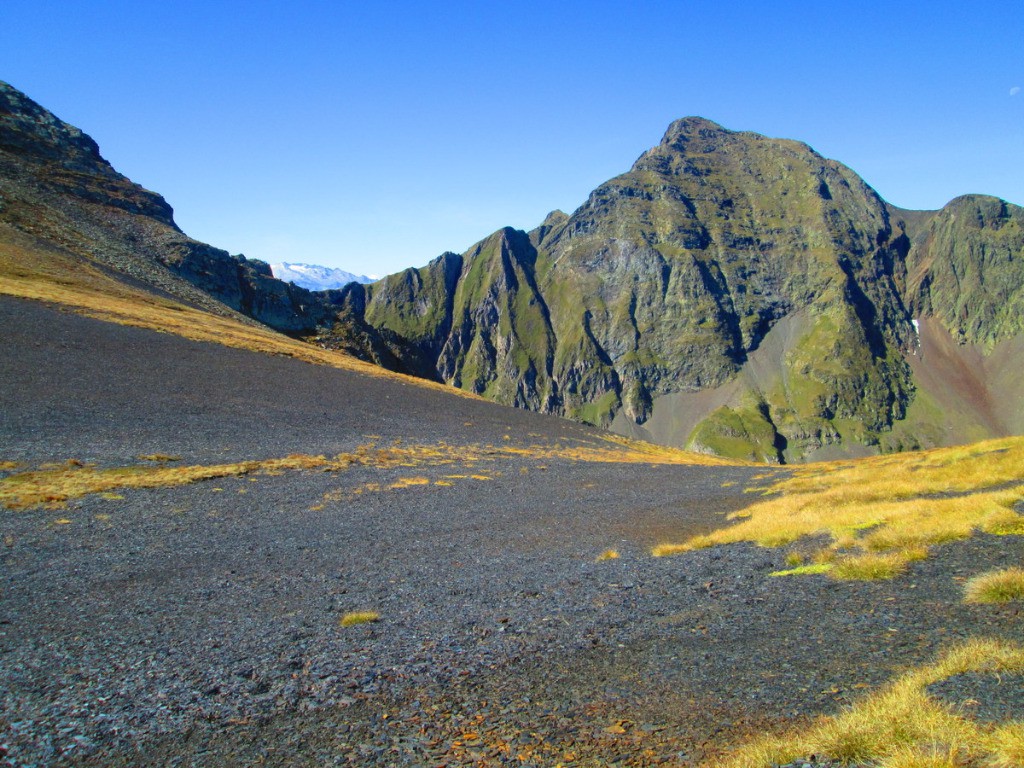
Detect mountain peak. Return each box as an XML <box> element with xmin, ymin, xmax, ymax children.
<box><xmin>659</xmin><ymin>116</ymin><xmax>728</xmax><ymax>145</ymax></box>
<box><xmin>630</xmin><ymin>116</ymin><xmax>739</xmax><ymax>172</ymax></box>
<box><xmin>659</xmin><ymin>116</ymin><xmax>733</xmax><ymax>149</ymax></box>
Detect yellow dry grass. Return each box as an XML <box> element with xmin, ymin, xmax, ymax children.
<box><xmin>654</xmin><ymin>437</ymin><xmax>1024</xmax><ymax>579</ymax></box>
<box><xmin>596</xmin><ymin>549</ymin><xmax>620</xmax><ymax>562</ymax></box>
<box><xmin>2</xmin><ymin>434</ymin><xmax>739</xmax><ymax>511</ymax></box>
<box><xmin>768</xmin><ymin>563</ymin><xmax>832</xmax><ymax>577</ymax></box>
<box><xmin>338</xmin><ymin>611</ymin><xmax>379</xmax><ymax>627</ymax></box>
<box><xmin>988</xmin><ymin>723</ymin><xmax>1024</xmax><ymax>767</ymax></box>
<box><xmin>567</xmin><ymin>434</ymin><xmax>744</xmax><ymax>467</ymax></box>
<box><xmin>718</xmin><ymin>638</ymin><xmax>1024</xmax><ymax>768</ymax></box>
<box><xmin>497</xmin><ymin>434</ymin><xmax>744</xmax><ymax>468</ymax></box>
<box><xmin>0</xmin><ymin>454</ymin><xmax>332</xmax><ymax>510</ymax></box>
<box><xmin>964</xmin><ymin>568</ymin><xmax>1024</xmax><ymax>604</ymax></box>
<box><xmin>829</xmin><ymin>547</ymin><xmax>930</xmax><ymax>581</ymax></box>
<box><xmin>387</xmin><ymin>477</ymin><xmax>431</xmax><ymax>490</ymax></box>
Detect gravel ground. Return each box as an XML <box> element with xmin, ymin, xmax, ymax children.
<box><xmin>1</xmin><ymin>296</ymin><xmax>1022</xmax><ymax>767</ymax></box>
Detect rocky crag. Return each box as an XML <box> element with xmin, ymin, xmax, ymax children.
<box><xmin>2</xmin><ymin>81</ymin><xmax>1021</xmax><ymax>461</ymax></box>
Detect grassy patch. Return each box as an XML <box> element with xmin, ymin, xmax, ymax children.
<box><xmin>988</xmin><ymin>722</ymin><xmax>1024</xmax><ymax>767</ymax></box>
<box><xmin>720</xmin><ymin>638</ymin><xmax>1024</xmax><ymax>767</ymax></box>
<box><xmin>533</xmin><ymin>434</ymin><xmax>745</xmax><ymax>467</ymax></box>
<box><xmin>830</xmin><ymin>549</ymin><xmax>927</xmax><ymax>581</ymax></box>
<box><xmin>339</xmin><ymin>611</ymin><xmax>380</xmax><ymax>627</ymax></box>
<box><xmin>686</xmin><ymin>401</ymin><xmax>782</xmax><ymax>463</ymax></box>
<box><xmin>653</xmin><ymin>436</ymin><xmax>1024</xmax><ymax>579</ymax></box>
<box><xmin>964</xmin><ymin>568</ymin><xmax>1024</xmax><ymax>603</ymax></box>
<box><xmin>2</xmin><ymin>434</ymin><xmax>740</xmax><ymax>510</ymax></box>
<box><xmin>0</xmin><ymin>454</ymin><xmax>333</xmax><ymax>510</ymax></box>
<box><xmin>596</xmin><ymin>549</ymin><xmax>620</xmax><ymax>562</ymax></box>
<box><xmin>387</xmin><ymin>477</ymin><xmax>431</xmax><ymax>490</ymax></box>
<box><xmin>769</xmin><ymin>563</ymin><xmax>832</xmax><ymax>577</ymax></box>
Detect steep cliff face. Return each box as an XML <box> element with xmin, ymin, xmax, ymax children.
<box><xmin>546</xmin><ymin>119</ymin><xmax>922</xmax><ymax>458</ymax></box>
<box><xmin>904</xmin><ymin>195</ymin><xmax>1024</xmax><ymax>347</ymax></box>
<box><xmin>364</xmin><ymin>231</ymin><xmax>560</xmax><ymax>409</ymax></box>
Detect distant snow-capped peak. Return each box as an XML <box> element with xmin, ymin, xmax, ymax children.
<box><xmin>270</xmin><ymin>262</ymin><xmax>375</xmax><ymax>291</ymax></box>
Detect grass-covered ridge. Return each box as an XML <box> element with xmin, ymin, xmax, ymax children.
<box><xmin>720</xmin><ymin>638</ymin><xmax>1024</xmax><ymax>767</ymax></box>
<box><xmin>654</xmin><ymin>436</ymin><xmax>1024</xmax><ymax>579</ymax></box>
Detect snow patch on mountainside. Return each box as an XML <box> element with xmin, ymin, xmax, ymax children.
<box><xmin>270</xmin><ymin>262</ymin><xmax>375</xmax><ymax>291</ymax></box>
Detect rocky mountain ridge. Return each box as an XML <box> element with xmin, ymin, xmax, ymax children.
<box><xmin>2</xmin><ymin>81</ymin><xmax>1021</xmax><ymax>461</ymax></box>
<box><xmin>0</xmin><ymin>81</ymin><xmax>337</xmax><ymax>334</ymax></box>
<box><xmin>351</xmin><ymin>118</ymin><xmax>1024</xmax><ymax>461</ymax></box>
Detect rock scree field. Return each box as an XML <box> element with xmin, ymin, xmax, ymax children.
<box><xmin>2</xmin><ymin>295</ymin><xmax>1024</xmax><ymax>767</ymax></box>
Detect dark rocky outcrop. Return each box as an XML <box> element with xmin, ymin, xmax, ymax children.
<box><xmin>0</xmin><ymin>81</ymin><xmax>345</xmax><ymax>339</ymax></box>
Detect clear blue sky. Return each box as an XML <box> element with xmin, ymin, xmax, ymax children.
<box><xmin>3</xmin><ymin>1</ymin><xmax>1022</xmax><ymax>277</ymax></box>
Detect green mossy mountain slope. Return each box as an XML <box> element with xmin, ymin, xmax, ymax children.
<box><xmin>355</xmin><ymin>118</ymin><xmax>1023</xmax><ymax>461</ymax></box>
<box><xmin>904</xmin><ymin>195</ymin><xmax>1024</xmax><ymax>347</ymax></box>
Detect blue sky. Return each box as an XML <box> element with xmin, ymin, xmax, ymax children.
<box><xmin>2</xmin><ymin>1</ymin><xmax>1021</xmax><ymax>277</ymax></box>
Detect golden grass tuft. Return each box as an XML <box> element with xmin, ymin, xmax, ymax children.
<box><xmin>719</xmin><ymin>638</ymin><xmax>1024</xmax><ymax>768</ymax></box>
<box><xmin>963</xmin><ymin>568</ymin><xmax>1024</xmax><ymax>604</ymax></box>
<box><xmin>653</xmin><ymin>436</ymin><xmax>1024</xmax><ymax>579</ymax></box>
<box><xmin>0</xmin><ymin>453</ymin><xmax>344</xmax><ymax>509</ymax></box>
<box><xmin>769</xmin><ymin>563</ymin><xmax>832</xmax><ymax>577</ymax></box>
<box><xmin>831</xmin><ymin>548</ymin><xmax>928</xmax><ymax>581</ymax></box>
<box><xmin>987</xmin><ymin>722</ymin><xmax>1024</xmax><ymax>767</ymax></box>
<box><xmin>596</xmin><ymin>549</ymin><xmax>620</xmax><ymax>562</ymax></box>
<box><xmin>783</xmin><ymin>551</ymin><xmax>803</xmax><ymax>567</ymax></box>
<box><xmin>339</xmin><ymin>611</ymin><xmax>380</xmax><ymax>627</ymax></box>
<box><xmin>652</xmin><ymin>534</ymin><xmax>719</xmax><ymax>557</ymax></box>
<box><xmin>387</xmin><ymin>477</ymin><xmax>431</xmax><ymax>490</ymax></box>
